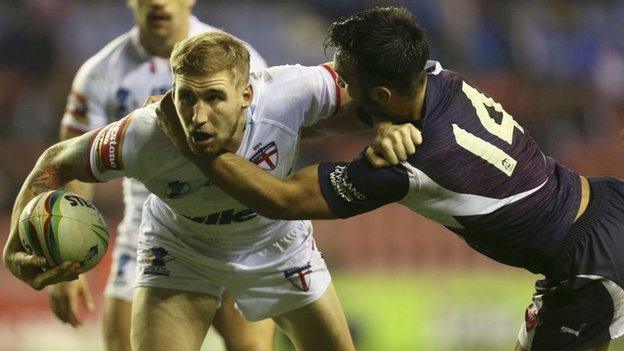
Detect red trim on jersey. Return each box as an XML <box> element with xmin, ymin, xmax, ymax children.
<box><xmin>60</xmin><ymin>123</ymin><xmax>90</xmax><ymax>136</ymax></box>
<box><xmin>94</xmin><ymin>113</ymin><xmax>133</xmax><ymax>174</ymax></box>
<box><xmin>65</xmin><ymin>91</ymin><xmax>89</xmax><ymax>122</ymax></box>
<box><xmin>87</xmin><ymin>127</ymin><xmax>105</xmax><ymax>182</ymax></box>
<box><xmin>320</xmin><ymin>64</ymin><xmax>342</xmax><ymax>118</ymax></box>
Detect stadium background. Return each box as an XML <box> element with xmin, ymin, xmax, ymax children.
<box><xmin>1</xmin><ymin>0</ymin><xmax>624</xmax><ymax>350</ymax></box>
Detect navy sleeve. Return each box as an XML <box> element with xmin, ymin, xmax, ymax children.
<box><xmin>317</xmin><ymin>153</ymin><xmax>410</xmax><ymax>218</ymax></box>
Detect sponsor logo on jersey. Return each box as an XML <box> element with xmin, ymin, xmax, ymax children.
<box><xmin>329</xmin><ymin>165</ymin><xmax>366</xmax><ymax>202</ymax></box>
<box><xmin>284</xmin><ymin>262</ymin><xmax>312</xmax><ymax>292</ymax></box>
<box><xmin>94</xmin><ymin>115</ymin><xmax>132</xmax><ymax>172</ymax></box>
<box><xmin>143</xmin><ymin>247</ymin><xmax>174</xmax><ymax>276</ymax></box>
<box><xmin>560</xmin><ymin>323</ymin><xmax>586</xmax><ymax>338</ymax></box>
<box><xmin>250</xmin><ymin>141</ymin><xmax>278</xmax><ymax>171</ymax></box>
<box><xmin>65</xmin><ymin>90</ymin><xmax>89</xmax><ymax>123</ymax></box>
<box><xmin>183</xmin><ymin>208</ymin><xmax>257</xmax><ymax>225</ymax></box>
<box><xmin>161</xmin><ymin>180</ymin><xmax>191</xmax><ymax>199</ymax></box>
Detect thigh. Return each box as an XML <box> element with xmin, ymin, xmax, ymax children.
<box><xmin>213</xmin><ymin>291</ymin><xmax>276</xmax><ymax>351</ymax></box>
<box><xmin>103</xmin><ymin>297</ymin><xmax>132</xmax><ymax>351</ymax></box>
<box><xmin>517</xmin><ymin>276</ymin><xmax>618</xmax><ymax>351</ymax></box>
<box><xmin>272</xmin><ymin>283</ymin><xmax>354</xmax><ymax>351</ymax></box>
<box><xmin>103</xmin><ymin>246</ymin><xmax>136</xmax><ymax>351</ymax></box>
<box><xmin>131</xmin><ymin>286</ymin><xmax>219</xmax><ymax>351</ymax></box>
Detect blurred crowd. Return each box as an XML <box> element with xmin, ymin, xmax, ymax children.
<box><xmin>1</xmin><ymin>0</ymin><xmax>623</xmax><ymax>212</ymax></box>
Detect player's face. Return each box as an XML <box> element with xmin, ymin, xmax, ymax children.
<box><xmin>173</xmin><ymin>70</ymin><xmax>252</xmax><ymax>155</ymax></box>
<box><xmin>128</xmin><ymin>0</ymin><xmax>195</xmax><ymax>40</ymax></box>
<box><xmin>333</xmin><ymin>54</ymin><xmax>389</xmax><ymax>118</ymax></box>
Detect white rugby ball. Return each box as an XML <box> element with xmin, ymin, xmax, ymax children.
<box><xmin>18</xmin><ymin>190</ymin><xmax>109</xmax><ymax>272</ymax></box>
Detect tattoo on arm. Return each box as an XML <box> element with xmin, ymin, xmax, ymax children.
<box><xmin>9</xmin><ymin>131</ymin><xmax>98</xmax><ymax>239</ymax></box>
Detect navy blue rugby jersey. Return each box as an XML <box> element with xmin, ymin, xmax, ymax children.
<box><xmin>318</xmin><ymin>61</ymin><xmax>581</xmax><ymax>274</ymax></box>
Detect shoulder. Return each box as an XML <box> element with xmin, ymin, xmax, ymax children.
<box><xmin>125</xmin><ymin>104</ymin><xmax>162</xmax><ymax>139</ymax></box>
<box><xmin>75</xmin><ymin>31</ymin><xmax>133</xmax><ymax>79</ymax></box>
<box><xmin>73</xmin><ymin>31</ymin><xmax>134</xmax><ymax>88</ymax></box>
<box><xmin>250</xmin><ymin>64</ymin><xmax>332</xmax><ymax>109</ymax></box>
<box><xmin>189</xmin><ymin>16</ymin><xmax>220</xmax><ymax>35</ymax></box>
<box><xmin>248</xmin><ymin>65</ymin><xmax>330</xmax><ymax>131</ymax></box>
<box><xmin>421</xmin><ymin>61</ymin><xmax>476</xmax><ymax>125</ymax></box>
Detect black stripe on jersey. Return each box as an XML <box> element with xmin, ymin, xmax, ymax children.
<box><xmin>318</xmin><ymin>152</ymin><xmax>410</xmax><ymax>218</ymax></box>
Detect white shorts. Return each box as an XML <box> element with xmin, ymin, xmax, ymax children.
<box><xmin>103</xmin><ymin>244</ymin><xmax>137</xmax><ymax>302</ymax></box>
<box><xmin>135</xmin><ymin>211</ymin><xmax>331</xmax><ymax>321</ymax></box>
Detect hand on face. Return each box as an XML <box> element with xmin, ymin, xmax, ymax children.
<box><xmin>156</xmin><ymin>90</ymin><xmax>197</xmax><ymax>159</ymax></box>
<box><xmin>157</xmin><ymin>90</ymin><xmax>230</xmax><ymax>160</ymax></box>
<box><xmin>366</xmin><ymin>121</ymin><xmax>422</xmax><ymax>168</ymax></box>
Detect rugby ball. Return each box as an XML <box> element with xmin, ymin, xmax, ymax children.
<box><xmin>18</xmin><ymin>190</ymin><xmax>109</xmax><ymax>272</ymax></box>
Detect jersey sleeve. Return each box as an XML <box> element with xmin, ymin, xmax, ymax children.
<box><xmin>60</xmin><ymin>61</ymin><xmax>110</xmax><ymax>134</ymax></box>
<box><xmin>303</xmin><ymin>64</ymin><xmax>340</xmax><ymax>127</ymax></box>
<box><xmin>255</xmin><ymin>64</ymin><xmax>340</xmax><ymax>131</ymax></box>
<box><xmin>88</xmin><ymin>114</ymin><xmax>136</xmax><ymax>182</ymax></box>
<box><xmin>317</xmin><ymin>152</ymin><xmax>410</xmax><ymax>218</ymax></box>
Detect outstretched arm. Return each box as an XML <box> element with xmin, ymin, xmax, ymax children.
<box><xmin>198</xmin><ymin>154</ymin><xmax>332</xmax><ymax>220</ymax></box>
<box><xmin>3</xmin><ymin>130</ymin><xmax>99</xmax><ymax>290</ymax></box>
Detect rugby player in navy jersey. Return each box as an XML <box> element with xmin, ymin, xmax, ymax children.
<box><xmin>157</xmin><ymin>6</ymin><xmax>623</xmax><ymax>351</ymax></box>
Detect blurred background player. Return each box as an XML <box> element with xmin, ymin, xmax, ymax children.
<box><xmin>53</xmin><ymin>1</ymin><xmax>274</xmax><ymax>350</ymax></box>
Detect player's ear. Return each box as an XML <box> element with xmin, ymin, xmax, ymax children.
<box><xmin>370</xmin><ymin>86</ymin><xmax>392</xmax><ymax>106</ymax></box>
<box><xmin>242</xmin><ymin>84</ymin><xmax>253</xmax><ymax>109</ymax></box>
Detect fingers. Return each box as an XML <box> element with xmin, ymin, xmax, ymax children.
<box><xmin>50</xmin><ymin>288</ymin><xmax>70</xmax><ymax>324</ymax></box>
<box><xmin>143</xmin><ymin>94</ymin><xmax>164</xmax><ymax>107</ymax></box>
<box><xmin>68</xmin><ymin>290</ymin><xmax>81</xmax><ymax>327</ymax></box>
<box><xmin>376</xmin><ymin>135</ymin><xmax>409</xmax><ymax>166</ymax></box>
<box><xmin>402</xmin><ymin>127</ymin><xmax>416</xmax><ymax>155</ymax></box>
<box><xmin>31</xmin><ymin>262</ymin><xmax>81</xmax><ymax>291</ymax></box>
<box><xmin>410</xmin><ymin>125</ymin><xmax>423</xmax><ymax>146</ymax></box>
<box><xmin>365</xmin><ymin>146</ymin><xmax>391</xmax><ymax>168</ymax></box>
<box><xmin>11</xmin><ymin>252</ymin><xmax>48</xmax><ymax>268</ymax></box>
<box><xmin>160</xmin><ymin>90</ymin><xmax>177</xmax><ymax>118</ymax></box>
<box><xmin>80</xmin><ymin>278</ymin><xmax>95</xmax><ymax>312</ymax></box>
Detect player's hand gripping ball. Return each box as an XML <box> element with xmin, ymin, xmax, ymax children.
<box><xmin>18</xmin><ymin>190</ymin><xmax>109</xmax><ymax>272</ymax></box>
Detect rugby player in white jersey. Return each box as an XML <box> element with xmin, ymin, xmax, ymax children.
<box><xmin>52</xmin><ymin>1</ymin><xmax>272</xmax><ymax>350</ymax></box>
<box><xmin>1</xmin><ymin>31</ymin><xmax>417</xmax><ymax>351</ymax></box>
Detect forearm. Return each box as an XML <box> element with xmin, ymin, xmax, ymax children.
<box><xmin>59</xmin><ymin>127</ymin><xmax>95</xmax><ymax>201</ymax></box>
<box><xmin>192</xmin><ymin>153</ymin><xmax>334</xmax><ymax>220</ymax></box>
<box><xmin>4</xmin><ymin>137</ymin><xmax>97</xmax><ymax>258</ymax></box>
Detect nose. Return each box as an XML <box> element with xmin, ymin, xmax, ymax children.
<box><xmin>192</xmin><ymin>101</ymin><xmax>210</xmax><ymax>126</ymax></box>
<box><xmin>148</xmin><ymin>0</ymin><xmax>166</xmax><ymax>9</ymax></box>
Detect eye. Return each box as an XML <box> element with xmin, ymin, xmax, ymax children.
<box><xmin>205</xmin><ymin>93</ymin><xmax>225</xmax><ymax>103</ymax></box>
<box><xmin>179</xmin><ymin>91</ymin><xmax>196</xmax><ymax>104</ymax></box>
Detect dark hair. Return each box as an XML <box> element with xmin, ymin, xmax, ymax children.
<box><xmin>325</xmin><ymin>6</ymin><xmax>430</xmax><ymax>92</ymax></box>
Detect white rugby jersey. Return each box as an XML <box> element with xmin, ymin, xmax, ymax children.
<box><xmin>61</xmin><ymin>16</ymin><xmax>267</xmax><ymax>249</ymax></box>
<box><xmin>88</xmin><ymin>64</ymin><xmax>339</xmax><ymax>252</ymax></box>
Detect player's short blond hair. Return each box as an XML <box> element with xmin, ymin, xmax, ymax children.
<box><xmin>170</xmin><ymin>32</ymin><xmax>250</xmax><ymax>86</ymax></box>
